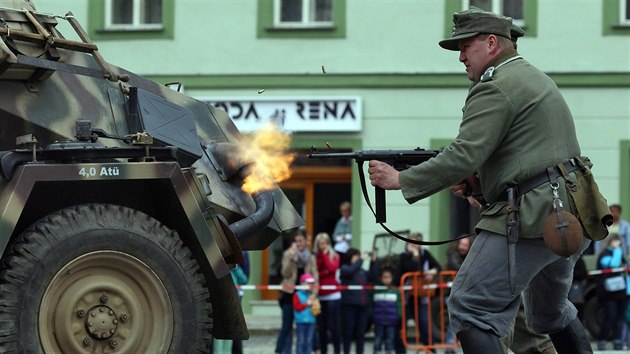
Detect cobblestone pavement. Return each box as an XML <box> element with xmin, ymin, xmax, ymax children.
<box><xmin>237</xmin><ymin>315</ymin><xmax>625</xmax><ymax>354</ymax></box>
<box><xmin>239</xmin><ymin>332</ymin><xmax>625</xmax><ymax>354</ymax></box>
<box><xmin>240</xmin><ymin>332</ymin><xmax>461</xmax><ymax>354</ymax></box>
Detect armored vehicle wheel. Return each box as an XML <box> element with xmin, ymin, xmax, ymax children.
<box><xmin>0</xmin><ymin>204</ymin><xmax>212</xmax><ymax>353</ymax></box>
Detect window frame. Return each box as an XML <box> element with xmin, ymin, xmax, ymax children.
<box><xmin>273</xmin><ymin>0</ymin><xmax>333</xmax><ymax>29</ymax></box>
<box><xmin>257</xmin><ymin>0</ymin><xmax>346</xmax><ymax>39</ymax></box>
<box><xmin>620</xmin><ymin>0</ymin><xmax>630</xmax><ymax>25</ymax></box>
<box><xmin>104</xmin><ymin>0</ymin><xmax>164</xmax><ymax>31</ymax></box>
<box><xmin>603</xmin><ymin>0</ymin><xmax>630</xmax><ymax>35</ymax></box>
<box><xmin>88</xmin><ymin>0</ymin><xmax>175</xmax><ymax>41</ymax></box>
<box><xmin>444</xmin><ymin>0</ymin><xmax>537</xmax><ymax>38</ymax></box>
<box><xmin>463</xmin><ymin>0</ymin><xmax>525</xmax><ymax>27</ymax></box>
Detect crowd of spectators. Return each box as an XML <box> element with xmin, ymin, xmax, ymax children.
<box><xmin>264</xmin><ymin>203</ymin><xmax>630</xmax><ymax>353</ymax></box>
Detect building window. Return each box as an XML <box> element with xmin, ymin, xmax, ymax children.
<box><xmin>603</xmin><ymin>0</ymin><xmax>630</xmax><ymax>35</ymax></box>
<box><xmin>88</xmin><ymin>0</ymin><xmax>174</xmax><ymax>40</ymax></box>
<box><xmin>258</xmin><ymin>0</ymin><xmax>346</xmax><ymax>39</ymax></box>
<box><xmin>274</xmin><ymin>0</ymin><xmax>333</xmax><ymax>28</ymax></box>
<box><xmin>464</xmin><ymin>0</ymin><xmax>524</xmax><ymax>26</ymax></box>
<box><xmin>105</xmin><ymin>0</ymin><xmax>163</xmax><ymax>30</ymax></box>
<box><xmin>622</xmin><ymin>0</ymin><xmax>630</xmax><ymax>25</ymax></box>
<box><xmin>445</xmin><ymin>0</ymin><xmax>536</xmax><ymax>37</ymax></box>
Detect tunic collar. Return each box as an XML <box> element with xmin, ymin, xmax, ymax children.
<box><xmin>479</xmin><ymin>49</ymin><xmax>522</xmax><ymax>82</ymax></box>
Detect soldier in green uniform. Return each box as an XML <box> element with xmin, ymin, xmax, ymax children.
<box><xmin>368</xmin><ymin>8</ymin><xmax>592</xmax><ymax>354</ymax></box>
<box><xmin>503</xmin><ymin>22</ymin><xmax>557</xmax><ymax>354</ymax></box>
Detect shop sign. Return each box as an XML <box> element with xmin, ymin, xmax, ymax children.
<box><xmin>199</xmin><ymin>97</ymin><xmax>362</xmax><ymax>132</ymax></box>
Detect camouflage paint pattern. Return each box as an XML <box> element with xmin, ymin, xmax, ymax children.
<box><xmin>0</xmin><ymin>1</ymin><xmax>302</xmax><ymax>257</ymax></box>
<box><xmin>0</xmin><ymin>0</ymin><xmax>303</xmax><ymax>342</ymax></box>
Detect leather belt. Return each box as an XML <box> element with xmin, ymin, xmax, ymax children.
<box><xmin>494</xmin><ymin>159</ymin><xmax>582</xmax><ymax>202</ymax></box>
<box><xmin>517</xmin><ymin>159</ymin><xmax>581</xmax><ymax>196</ymax></box>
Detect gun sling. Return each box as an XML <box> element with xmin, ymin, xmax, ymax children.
<box><xmin>356</xmin><ymin>160</ymin><xmax>472</xmax><ymax>246</ymax></box>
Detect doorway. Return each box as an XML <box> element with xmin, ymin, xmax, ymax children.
<box><xmin>261</xmin><ymin>166</ymin><xmax>351</xmax><ymax>299</ymax></box>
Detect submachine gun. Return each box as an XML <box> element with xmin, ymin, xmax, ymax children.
<box><xmin>308</xmin><ymin>147</ymin><xmax>440</xmax><ymax>224</ymax></box>
<box><xmin>308</xmin><ymin>147</ymin><xmax>477</xmax><ymax>246</ymax></box>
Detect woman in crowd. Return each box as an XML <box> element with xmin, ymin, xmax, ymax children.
<box><xmin>315</xmin><ymin>232</ymin><xmax>341</xmax><ymax>354</ymax></box>
<box><xmin>275</xmin><ymin>229</ymin><xmax>318</xmax><ymax>354</ymax></box>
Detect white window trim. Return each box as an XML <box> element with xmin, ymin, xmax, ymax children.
<box><xmin>621</xmin><ymin>0</ymin><xmax>630</xmax><ymax>26</ymax></box>
<box><xmin>273</xmin><ymin>0</ymin><xmax>333</xmax><ymax>29</ymax></box>
<box><xmin>462</xmin><ymin>0</ymin><xmax>525</xmax><ymax>27</ymax></box>
<box><xmin>104</xmin><ymin>0</ymin><xmax>164</xmax><ymax>31</ymax></box>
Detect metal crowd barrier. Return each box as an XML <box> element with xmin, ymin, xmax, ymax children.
<box><xmin>400</xmin><ymin>270</ymin><xmax>459</xmax><ymax>353</ymax></box>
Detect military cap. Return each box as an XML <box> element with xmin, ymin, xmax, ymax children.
<box><xmin>439</xmin><ymin>7</ymin><xmax>513</xmax><ymax>51</ymax></box>
<box><xmin>510</xmin><ymin>23</ymin><xmax>525</xmax><ymax>42</ymax></box>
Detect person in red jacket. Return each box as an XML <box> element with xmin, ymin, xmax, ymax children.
<box><xmin>314</xmin><ymin>232</ymin><xmax>341</xmax><ymax>354</ymax></box>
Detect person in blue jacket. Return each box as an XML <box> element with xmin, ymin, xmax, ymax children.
<box><xmin>596</xmin><ymin>234</ymin><xmax>629</xmax><ymax>350</ymax></box>
<box><xmin>294</xmin><ymin>273</ymin><xmax>318</xmax><ymax>354</ymax></box>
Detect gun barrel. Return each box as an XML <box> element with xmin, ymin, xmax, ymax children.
<box><xmin>307</xmin><ymin>152</ymin><xmax>359</xmax><ymax>159</ymax></box>
<box><xmin>308</xmin><ymin>149</ymin><xmax>439</xmax><ymax>161</ymax></box>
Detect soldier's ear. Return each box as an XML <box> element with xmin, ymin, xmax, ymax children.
<box><xmin>488</xmin><ymin>35</ymin><xmax>496</xmax><ymax>48</ymax></box>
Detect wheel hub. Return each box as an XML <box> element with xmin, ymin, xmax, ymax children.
<box><xmin>39</xmin><ymin>250</ymin><xmax>173</xmax><ymax>353</ymax></box>
<box><xmin>85</xmin><ymin>305</ymin><xmax>118</xmax><ymax>340</ymax></box>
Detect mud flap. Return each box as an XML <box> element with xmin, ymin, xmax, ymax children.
<box><xmin>207</xmin><ymin>271</ymin><xmax>249</xmax><ymax>340</ymax></box>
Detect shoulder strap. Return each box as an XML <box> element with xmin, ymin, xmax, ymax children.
<box><xmin>357</xmin><ymin>160</ymin><xmax>473</xmax><ymax>245</ymax></box>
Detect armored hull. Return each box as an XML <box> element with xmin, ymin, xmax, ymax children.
<box><xmin>0</xmin><ymin>1</ymin><xmax>302</xmax><ymax>352</ymax></box>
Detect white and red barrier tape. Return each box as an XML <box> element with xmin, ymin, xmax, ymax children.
<box><xmin>586</xmin><ymin>264</ymin><xmax>630</xmax><ymax>276</ymax></box>
<box><xmin>236</xmin><ymin>265</ymin><xmax>630</xmax><ymax>291</ymax></box>
<box><xmin>237</xmin><ymin>282</ymin><xmax>454</xmax><ymax>291</ymax></box>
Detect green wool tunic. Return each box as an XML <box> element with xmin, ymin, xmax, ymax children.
<box><xmin>399</xmin><ymin>49</ymin><xmax>581</xmax><ymax>239</ymax></box>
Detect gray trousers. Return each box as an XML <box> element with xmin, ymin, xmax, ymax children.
<box><xmin>501</xmin><ymin>301</ymin><xmax>554</xmax><ymax>353</ymax></box>
<box><xmin>448</xmin><ymin>230</ymin><xmax>590</xmax><ymax>338</ymax></box>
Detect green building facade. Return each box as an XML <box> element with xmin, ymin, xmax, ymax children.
<box><xmin>38</xmin><ymin>0</ymin><xmax>630</xmax><ymax>310</ymax></box>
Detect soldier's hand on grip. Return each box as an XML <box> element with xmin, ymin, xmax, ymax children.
<box><xmin>368</xmin><ymin>160</ymin><xmax>401</xmax><ymax>190</ymax></box>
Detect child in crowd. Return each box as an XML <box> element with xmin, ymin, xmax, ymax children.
<box><xmin>372</xmin><ymin>268</ymin><xmax>401</xmax><ymax>354</ymax></box>
<box><xmin>294</xmin><ymin>273</ymin><xmax>317</xmax><ymax>354</ymax></box>
<box><xmin>340</xmin><ymin>248</ymin><xmax>371</xmax><ymax>354</ymax></box>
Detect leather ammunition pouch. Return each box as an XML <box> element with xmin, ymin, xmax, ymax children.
<box><xmin>557</xmin><ymin>156</ymin><xmax>612</xmax><ymax>241</ymax></box>
<box><xmin>513</xmin><ymin>157</ymin><xmax>611</xmax><ymax>249</ymax></box>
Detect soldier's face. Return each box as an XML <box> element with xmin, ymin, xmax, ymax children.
<box><xmin>458</xmin><ymin>35</ymin><xmax>493</xmax><ymax>82</ymax></box>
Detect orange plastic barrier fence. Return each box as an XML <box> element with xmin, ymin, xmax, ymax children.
<box><xmin>400</xmin><ymin>270</ymin><xmax>459</xmax><ymax>353</ymax></box>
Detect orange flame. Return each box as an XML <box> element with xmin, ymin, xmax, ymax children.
<box><xmin>241</xmin><ymin>123</ymin><xmax>295</xmax><ymax>194</ymax></box>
